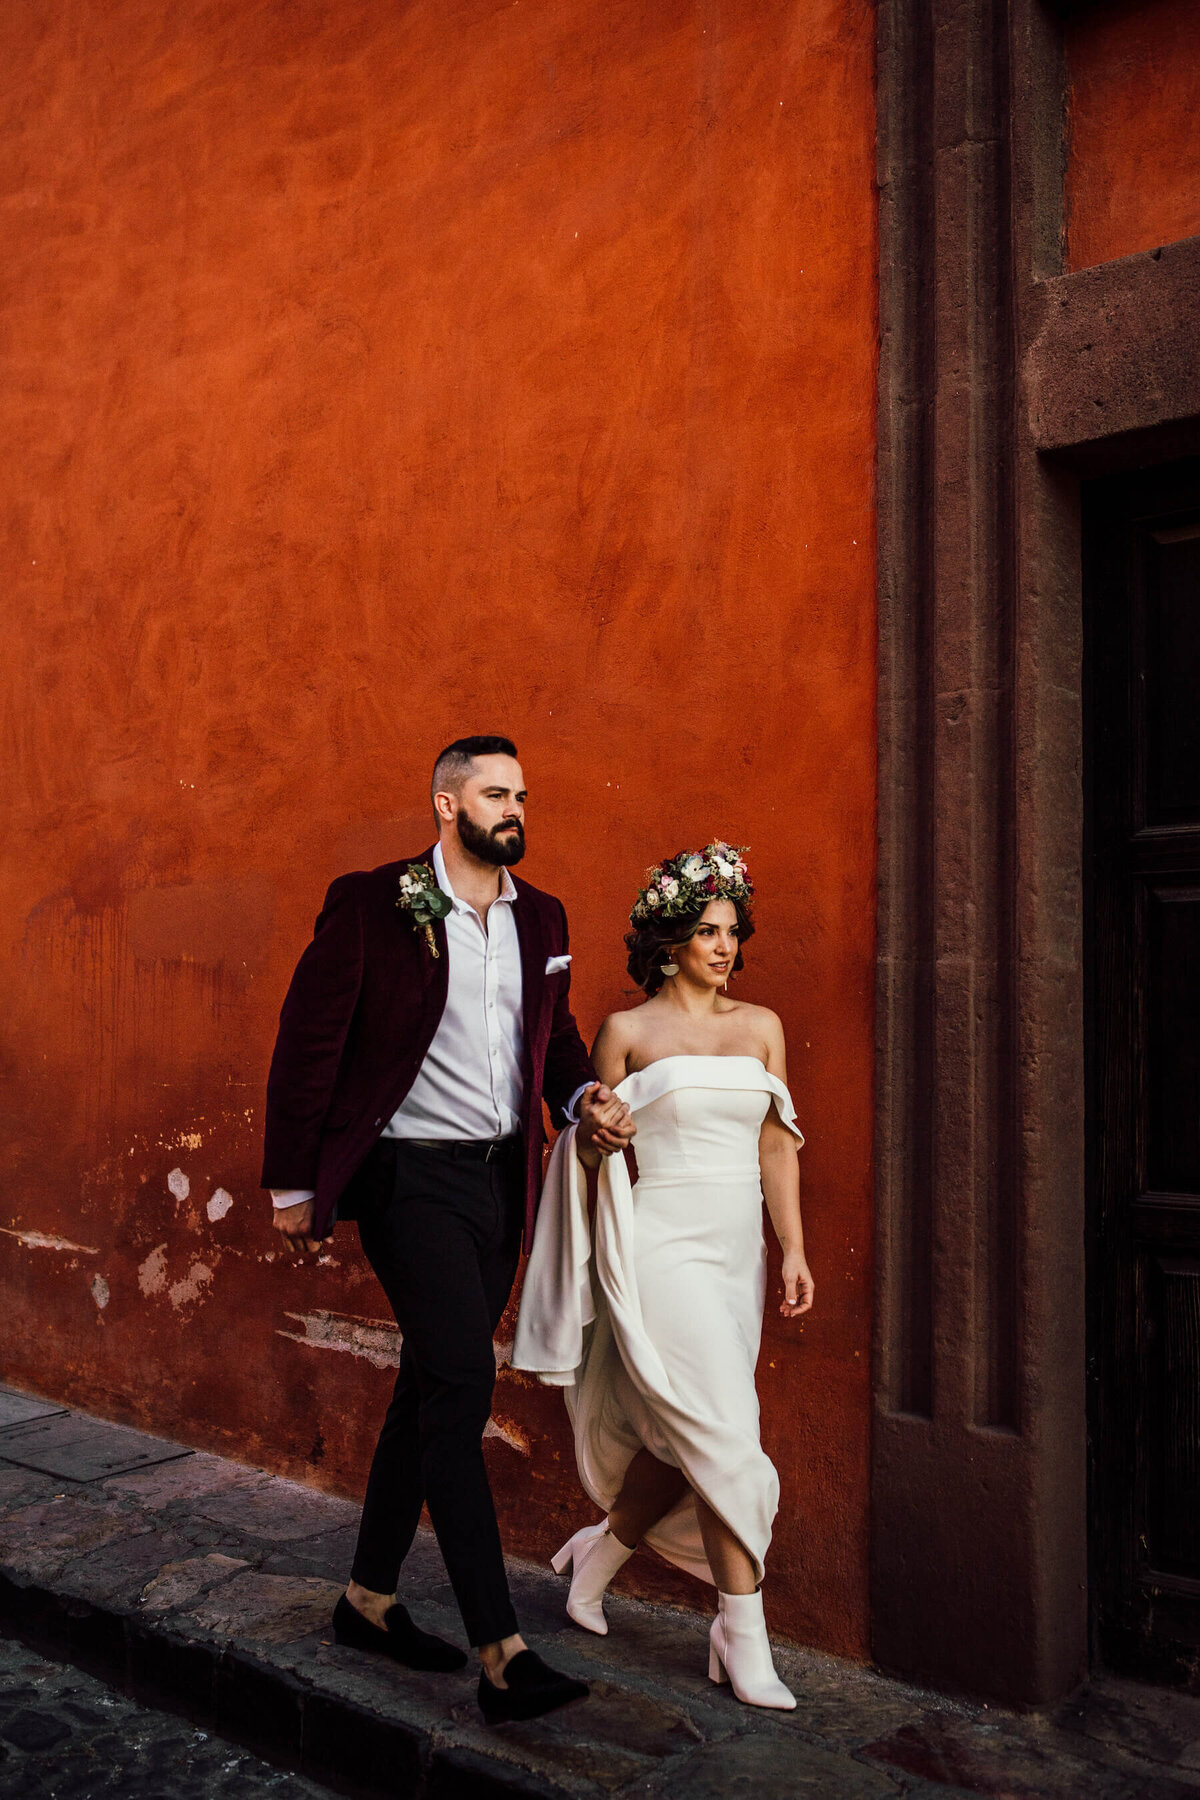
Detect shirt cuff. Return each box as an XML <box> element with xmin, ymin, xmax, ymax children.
<box><xmin>271</xmin><ymin>1189</ymin><xmax>316</xmax><ymax>1209</ymax></box>
<box><xmin>563</xmin><ymin>1082</ymin><xmax>593</xmax><ymax>1125</ymax></box>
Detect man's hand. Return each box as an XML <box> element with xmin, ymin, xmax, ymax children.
<box><xmin>272</xmin><ymin>1199</ymin><xmax>323</xmax><ymax>1255</ymax></box>
<box><xmin>577</xmin><ymin>1082</ymin><xmax>635</xmax><ymax>1161</ymax></box>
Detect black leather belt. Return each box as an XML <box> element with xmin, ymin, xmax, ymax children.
<box><xmin>393</xmin><ymin>1135</ymin><xmax>521</xmax><ymax>1163</ymax></box>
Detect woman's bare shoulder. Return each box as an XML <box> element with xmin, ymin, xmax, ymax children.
<box><xmin>727</xmin><ymin>1000</ymin><xmax>786</xmax><ymax>1055</ymax></box>
<box><xmin>594</xmin><ymin>1005</ymin><xmax>646</xmax><ymax>1048</ymax></box>
<box><xmin>727</xmin><ymin>999</ymin><xmax>783</xmax><ymax>1030</ymax></box>
<box><xmin>591</xmin><ymin>1005</ymin><xmax>648</xmax><ymax>1085</ymax></box>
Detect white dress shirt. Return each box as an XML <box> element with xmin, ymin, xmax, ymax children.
<box><xmin>383</xmin><ymin>842</ymin><xmax>524</xmax><ymax>1141</ymax></box>
<box><xmin>271</xmin><ymin>847</ymin><xmax>589</xmax><ymax>1209</ymax></box>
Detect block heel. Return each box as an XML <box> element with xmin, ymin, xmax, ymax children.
<box><xmin>550</xmin><ymin>1519</ymin><xmax>634</xmax><ymax>1635</ymax></box>
<box><xmin>549</xmin><ymin>1541</ymin><xmax>574</xmax><ymax>1576</ymax></box>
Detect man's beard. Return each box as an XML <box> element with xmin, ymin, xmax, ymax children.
<box><xmin>456</xmin><ymin>810</ymin><xmax>526</xmax><ymax>867</ymax></box>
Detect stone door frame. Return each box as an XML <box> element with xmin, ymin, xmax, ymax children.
<box><xmin>872</xmin><ymin>0</ymin><xmax>1200</xmax><ymax>1704</ymax></box>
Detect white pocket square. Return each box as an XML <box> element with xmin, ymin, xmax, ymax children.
<box><xmin>544</xmin><ymin>954</ymin><xmax>572</xmax><ymax>975</ymax></box>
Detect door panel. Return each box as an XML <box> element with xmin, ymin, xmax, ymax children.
<box><xmin>1085</xmin><ymin>459</ymin><xmax>1200</xmax><ymax>1682</ymax></box>
<box><xmin>1146</xmin><ymin>886</ymin><xmax>1200</xmax><ymax>1193</ymax></box>
<box><xmin>1146</xmin><ymin>530</ymin><xmax>1200</xmax><ymax>825</ymax></box>
<box><xmin>1144</xmin><ymin>1253</ymin><xmax>1200</xmax><ymax>1581</ymax></box>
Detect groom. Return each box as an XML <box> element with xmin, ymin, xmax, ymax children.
<box><xmin>263</xmin><ymin>735</ymin><xmax>633</xmax><ymax>1722</ymax></box>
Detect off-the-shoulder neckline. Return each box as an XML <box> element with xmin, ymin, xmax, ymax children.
<box><xmin>611</xmin><ymin>1053</ymin><xmax>803</xmax><ymax>1142</ymax></box>
<box><xmin>622</xmin><ymin>1052</ymin><xmax>768</xmax><ymax>1078</ymax></box>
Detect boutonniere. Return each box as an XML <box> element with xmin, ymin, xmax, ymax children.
<box><xmin>396</xmin><ymin>862</ymin><xmax>452</xmax><ymax>956</ymax></box>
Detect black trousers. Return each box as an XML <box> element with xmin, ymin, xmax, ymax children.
<box><xmin>347</xmin><ymin>1136</ymin><xmax>523</xmax><ymax>1647</ymax></box>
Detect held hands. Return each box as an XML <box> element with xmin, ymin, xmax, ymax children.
<box><xmin>779</xmin><ymin>1250</ymin><xmax>815</xmax><ymax>1318</ymax></box>
<box><xmin>576</xmin><ymin>1082</ymin><xmax>636</xmax><ymax>1170</ymax></box>
<box><xmin>272</xmin><ymin>1199</ymin><xmax>324</xmax><ymax>1256</ymax></box>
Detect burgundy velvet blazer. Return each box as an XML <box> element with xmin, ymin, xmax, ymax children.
<box><xmin>260</xmin><ymin>849</ymin><xmax>596</xmax><ymax>1245</ymax></box>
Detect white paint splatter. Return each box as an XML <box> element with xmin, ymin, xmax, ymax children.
<box><xmin>167</xmin><ymin>1168</ymin><xmax>190</xmax><ymax>1202</ymax></box>
<box><xmin>207</xmin><ymin>1189</ymin><xmax>233</xmax><ymax>1223</ymax></box>
<box><xmin>91</xmin><ymin>1275</ymin><xmax>110</xmax><ymax>1310</ymax></box>
<box><xmin>168</xmin><ymin>1261</ymin><xmax>213</xmax><ymax>1310</ymax></box>
<box><xmin>138</xmin><ymin>1243</ymin><xmax>169</xmax><ymax>1296</ymax></box>
<box><xmin>0</xmin><ymin>1227</ymin><xmax>99</xmax><ymax>1255</ymax></box>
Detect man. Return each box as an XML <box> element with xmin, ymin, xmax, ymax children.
<box><xmin>263</xmin><ymin>736</ymin><xmax>633</xmax><ymax>1723</ymax></box>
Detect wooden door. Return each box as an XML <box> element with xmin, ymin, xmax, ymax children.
<box><xmin>1086</xmin><ymin>459</ymin><xmax>1200</xmax><ymax>1682</ymax></box>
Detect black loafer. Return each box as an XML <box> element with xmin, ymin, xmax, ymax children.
<box><xmin>331</xmin><ymin>1594</ymin><xmax>467</xmax><ymax>1671</ymax></box>
<box><xmin>477</xmin><ymin>1649</ymin><xmax>589</xmax><ymax>1724</ymax></box>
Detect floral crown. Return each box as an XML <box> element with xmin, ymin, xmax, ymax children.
<box><xmin>630</xmin><ymin>841</ymin><xmax>753</xmax><ymax>925</ymax></box>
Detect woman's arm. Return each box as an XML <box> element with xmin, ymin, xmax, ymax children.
<box><xmin>759</xmin><ymin>1012</ymin><xmax>814</xmax><ymax>1318</ymax></box>
<box><xmin>576</xmin><ymin>1015</ymin><xmax>632</xmax><ymax>1170</ymax></box>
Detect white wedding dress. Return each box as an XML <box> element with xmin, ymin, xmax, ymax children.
<box><xmin>512</xmin><ymin>1055</ymin><xmax>804</xmax><ymax>1585</ymax></box>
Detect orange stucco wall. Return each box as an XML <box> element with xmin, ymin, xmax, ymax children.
<box><xmin>1065</xmin><ymin>0</ymin><xmax>1200</xmax><ymax>271</ymax></box>
<box><xmin>1</xmin><ymin>0</ymin><xmax>877</xmax><ymax>1656</ymax></box>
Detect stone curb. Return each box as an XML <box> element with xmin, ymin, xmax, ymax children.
<box><xmin>0</xmin><ymin>1565</ymin><xmax>561</xmax><ymax>1800</ymax></box>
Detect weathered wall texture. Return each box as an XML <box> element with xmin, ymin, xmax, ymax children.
<box><xmin>1065</xmin><ymin>0</ymin><xmax>1200</xmax><ymax>271</ymax></box>
<box><xmin>0</xmin><ymin>0</ymin><xmax>877</xmax><ymax>1654</ymax></box>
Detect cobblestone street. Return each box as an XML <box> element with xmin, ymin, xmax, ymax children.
<box><xmin>0</xmin><ymin>1637</ymin><xmax>330</xmax><ymax>1800</ymax></box>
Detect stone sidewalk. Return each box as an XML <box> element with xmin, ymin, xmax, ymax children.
<box><xmin>0</xmin><ymin>1386</ymin><xmax>1198</xmax><ymax>1799</ymax></box>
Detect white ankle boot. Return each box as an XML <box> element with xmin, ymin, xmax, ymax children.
<box><xmin>708</xmin><ymin>1589</ymin><xmax>796</xmax><ymax>1710</ymax></box>
<box><xmin>549</xmin><ymin>1519</ymin><xmax>634</xmax><ymax>1635</ymax></box>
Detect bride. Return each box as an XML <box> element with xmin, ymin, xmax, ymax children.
<box><xmin>512</xmin><ymin>842</ymin><xmax>814</xmax><ymax>1711</ymax></box>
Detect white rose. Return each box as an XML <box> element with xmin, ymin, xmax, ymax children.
<box><xmin>716</xmin><ymin>858</ymin><xmax>734</xmax><ymax>878</ymax></box>
<box><xmin>645</xmin><ymin>888</ymin><xmax>661</xmax><ymax>907</ymax></box>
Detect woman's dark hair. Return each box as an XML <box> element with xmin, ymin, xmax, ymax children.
<box><xmin>625</xmin><ymin>897</ymin><xmax>755</xmax><ymax>997</ymax></box>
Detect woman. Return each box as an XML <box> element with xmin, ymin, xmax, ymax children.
<box><xmin>512</xmin><ymin>842</ymin><xmax>814</xmax><ymax>1711</ymax></box>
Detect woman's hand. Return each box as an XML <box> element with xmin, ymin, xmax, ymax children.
<box><xmin>779</xmin><ymin>1250</ymin><xmax>814</xmax><ymax>1318</ymax></box>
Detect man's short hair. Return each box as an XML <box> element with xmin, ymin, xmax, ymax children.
<box><xmin>431</xmin><ymin>735</ymin><xmax>518</xmax><ymax>805</ymax></box>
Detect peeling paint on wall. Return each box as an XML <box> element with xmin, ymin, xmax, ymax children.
<box><xmin>277</xmin><ymin>1313</ymin><xmax>531</xmax><ymax>1453</ymax></box>
<box><xmin>0</xmin><ymin>1228</ymin><xmax>100</xmax><ymax>1255</ymax></box>
<box><xmin>484</xmin><ymin>1418</ymin><xmax>530</xmax><ymax>1456</ymax></box>
<box><xmin>168</xmin><ymin>1261</ymin><xmax>213</xmax><ymax>1311</ymax></box>
<box><xmin>278</xmin><ymin>1310</ymin><xmax>402</xmax><ymax>1370</ymax></box>
<box><xmin>91</xmin><ymin>1275</ymin><xmax>110</xmax><ymax>1309</ymax></box>
<box><xmin>138</xmin><ymin>1244</ymin><xmax>168</xmax><ymax>1297</ymax></box>
<box><xmin>207</xmin><ymin>1188</ymin><xmax>233</xmax><ymax>1222</ymax></box>
<box><xmin>167</xmin><ymin>1169</ymin><xmax>190</xmax><ymax>1202</ymax></box>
